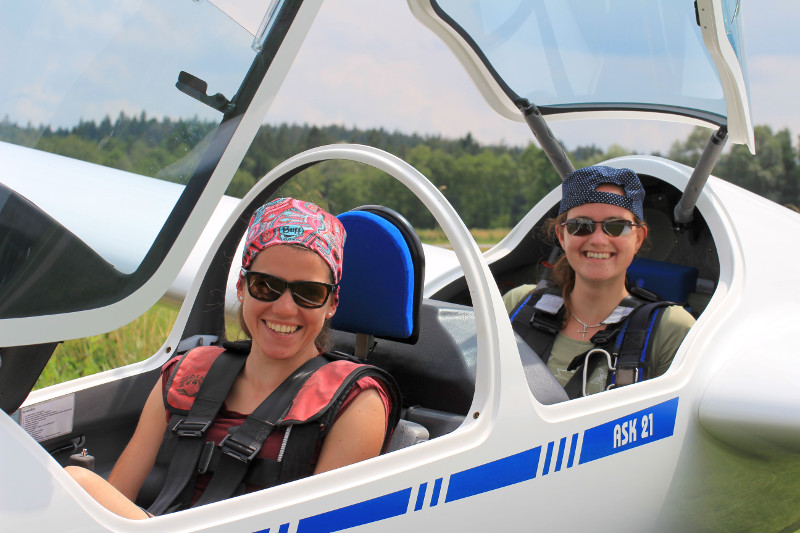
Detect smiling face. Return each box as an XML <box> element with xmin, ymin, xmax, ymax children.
<box><xmin>237</xmin><ymin>244</ymin><xmax>337</xmax><ymax>365</ymax></box>
<box><xmin>556</xmin><ymin>184</ymin><xmax>647</xmax><ymax>289</ymax></box>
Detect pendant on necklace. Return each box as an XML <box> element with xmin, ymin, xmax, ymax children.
<box><xmin>571</xmin><ymin>313</ymin><xmax>603</xmax><ymax>341</ymax></box>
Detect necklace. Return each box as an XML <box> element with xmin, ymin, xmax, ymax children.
<box><xmin>571</xmin><ymin>313</ymin><xmax>604</xmax><ymax>341</ymax></box>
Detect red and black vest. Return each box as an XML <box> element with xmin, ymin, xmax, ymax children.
<box><xmin>141</xmin><ymin>341</ymin><xmax>400</xmax><ymax>515</ymax></box>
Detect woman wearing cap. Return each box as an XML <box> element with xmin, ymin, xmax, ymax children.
<box><xmin>66</xmin><ymin>198</ymin><xmax>398</xmax><ymax>518</ymax></box>
<box><xmin>504</xmin><ymin>166</ymin><xmax>694</xmax><ymax>397</ymax></box>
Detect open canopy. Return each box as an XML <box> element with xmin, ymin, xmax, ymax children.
<box><xmin>410</xmin><ymin>0</ymin><xmax>754</xmax><ymax>151</ymax></box>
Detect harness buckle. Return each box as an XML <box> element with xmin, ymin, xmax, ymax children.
<box><xmin>196</xmin><ymin>441</ymin><xmax>217</xmax><ymax>474</ymax></box>
<box><xmin>218</xmin><ymin>433</ymin><xmax>261</xmax><ymax>463</ymax></box>
<box><xmin>171</xmin><ymin>417</ymin><xmax>212</xmax><ymax>437</ymax></box>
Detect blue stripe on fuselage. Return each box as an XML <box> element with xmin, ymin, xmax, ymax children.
<box><xmin>255</xmin><ymin>397</ymin><xmax>679</xmax><ymax>533</ymax></box>
<box><xmin>296</xmin><ymin>488</ymin><xmax>412</xmax><ymax>533</ymax></box>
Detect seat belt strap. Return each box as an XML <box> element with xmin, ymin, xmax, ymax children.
<box><xmin>197</xmin><ymin>442</ymin><xmax>283</xmax><ymax>487</ymax></box>
<box><xmin>192</xmin><ymin>355</ymin><xmax>328</xmax><ymax>508</ymax></box>
<box><xmin>276</xmin><ymin>364</ymin><xmax>402</xmax><ymax>485</ymax></box>
<box><xmin>510</xmin><ymin>287</ymin><xmax>564</xmax><ymax>363</ymax></box>
<box><xmin>562</xmin><ymin>299</ymin><xmax>650</xmax><ymax>399</ymax></box>
<box><xmin>147</xmin><ymin>349</ymin><xmax>246</xmax><ymax>515</ymax></box>
<box><xmin>612</xmin><ymin>302</ymin><xmax>670</xmax><ymax>387</ymax></box>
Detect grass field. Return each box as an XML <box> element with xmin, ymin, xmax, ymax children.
<box><xmin>33</xmin><ymin>303</ymin><xmax>180</xmax><ymax>390</ymax></box>
<box><xmin>417</xmin><ymin>227</ymin><xmax>509</xmax><ymax>248</ymax></box>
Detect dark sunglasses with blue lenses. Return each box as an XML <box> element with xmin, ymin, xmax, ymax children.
<box><xmin>241</xmin><ymin>269</ymin><xmax>336</xmax><ymax>309</ymax></box>
<box><xmin>561</xmin><ymin>217</ymin><xmax>639</xmax><ymax>237</ymax></box>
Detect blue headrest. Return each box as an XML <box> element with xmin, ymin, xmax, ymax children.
<box><xmin>331</xmin><ymin>210</ymin><xmax>416</xmax><ymax>340</ymax></box>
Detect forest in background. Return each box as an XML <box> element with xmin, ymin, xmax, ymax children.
<box><xmin>2</xmin><ymin>114</ymin><xmax>799</xmax><ymax>229</ymax></box>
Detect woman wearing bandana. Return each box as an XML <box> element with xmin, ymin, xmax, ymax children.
<box><xmin>66</xmin><ymin>198</ymin><xmax>398</xmax><ymax>518</ymax></box>
<box><xmin>504</xmin><ymin>166</ymin><xmax>694</xmax><ymax>397</ymax></box>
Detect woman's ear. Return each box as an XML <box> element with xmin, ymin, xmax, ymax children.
<box><xmin>556</xmin><ymin>224</ymin><xmax>566</xmax><ymax>248</ymax></box>
<box><xmin>326</xmin><ymin>292</ymin><xmax>339</xmax><ymax>318</ymax></box>
<box><xmin>635</xmin><ymin>224</ymin><xmax>648</xmax><ymax>252</ymax></box>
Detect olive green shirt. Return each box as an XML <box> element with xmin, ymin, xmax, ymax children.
<box><xmin>503</xmin><ymin>284</ymin><xmax>695</xmax><ymax>395</ymax></box>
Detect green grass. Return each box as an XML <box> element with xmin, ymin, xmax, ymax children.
<box><xmin>34</xmin><ymin>303</ymin><xmax>180</xmax><ymax>390</ymax></box>
<box><xmin>417</xmin><ymin>227</ymin><xmax>509</xmax><ymax>248</ymax></box>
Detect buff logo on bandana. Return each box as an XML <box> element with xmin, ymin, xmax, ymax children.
<box><xmin>240</xmin><ymin>198</ymin><xmax>346</xmax><ymax>287</ymax></box>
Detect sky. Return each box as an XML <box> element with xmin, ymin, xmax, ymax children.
<box><xmin>260</xmin><ymin>0</ymin><xmax>800</xmax><ymax>155</ymax></box>
<box><xmin>2</xmin><ymin>1</ymin><xmax>797</xmax><ymax>156</ymax></box>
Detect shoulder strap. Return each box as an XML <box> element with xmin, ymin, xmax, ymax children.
<box><xmin>189</xmin><ymin>355</ymin><xmax>402</xmax><ymax>492</ymax></box>
<box><xmin>191</xmin><ymin>355</ymin><xmax>328</xmax><ymax>508</ymax></box>
<box><xmin>277</xmin><ymin>359</ymin><xmax>401</xmax><ymax>485</ymax></box>
<box><xmin>147</xmin><ymin>348</ymin><xmax>246</xmax><ymax>515</ymax></box>
<box><xmin>609</xmin><ymin>301</ymin><xmax>672</xmax><ymax>388</ymax></box>
<box><xmin>509</xmin><ymin>286</ymin><xmax>564</xmax><ymax>363</ymax></box>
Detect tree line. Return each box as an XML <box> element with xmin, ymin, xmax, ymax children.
<box><xmin>2</xmin><ymin>113</ymin><xmax>798</xmax><ymax>228</ymax></box>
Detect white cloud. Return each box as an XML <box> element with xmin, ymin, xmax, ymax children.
<box><xmin>748</xmin><ymin>55</ymin><xmax>800</xmax><ymax>135</ymax></box>
<box><xmin>4</xmin><ymin>0</ymin><xmax>797</xmax><ymax>154</ymax></box>
<box><xmin>263</xmin><ymin>0</ymin><xmax>800</xmax><ymax>155</ymax></box>
<box><xmin>267</xmin><ymin>0</ymin><xmax>530</xmax><ymax>145</ymax></box>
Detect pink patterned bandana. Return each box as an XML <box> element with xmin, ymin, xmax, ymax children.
<box><xmin>239</xmin><ymin>197</ymin><xmax>346</xmax><ymax>286</ymax></box>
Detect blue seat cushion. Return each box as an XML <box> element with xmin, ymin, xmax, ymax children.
<box><xmin>331</xmin><ymin>211</ymin><xmax>415</xmax><ymax>339</ymax></box>
<box><xmin>627</xmin><ymin>257</ymin><xmax>698</xmax><ymax>304</ymax></box>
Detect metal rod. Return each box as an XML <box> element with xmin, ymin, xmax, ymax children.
<box><xmin>673</xmin><ymin>126</ymin><xmax>728</xmax><ymax>224</ymax></box>
<box><xmin>518</xmin><ymin>99</ymin><xmax>575</xmax><ymax>180</ymax></box>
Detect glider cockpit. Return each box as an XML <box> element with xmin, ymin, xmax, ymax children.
<box><xmin>4</xmin><ymin>1</ymin><xmax>800</xmax><ymax>531</ymax></box>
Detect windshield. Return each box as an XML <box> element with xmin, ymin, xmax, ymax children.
<box><xmin>0</xmin><ymin>1</ymin><xmax>260</xmax><ymax>318</ymax></box>
<box><xmin>432</xmin><ymin>0</ymin><xmax>742</xmax><ymax>125</ymax></box>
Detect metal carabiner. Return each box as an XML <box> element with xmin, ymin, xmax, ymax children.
<box><xmin>581</xmin><ymin>348</ymin><xmax>616</xmax><ymax>397</ymax></box>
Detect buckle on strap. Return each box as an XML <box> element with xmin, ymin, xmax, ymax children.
<box><xmin>171</xmin><ymin>417</ymin><xmax>212</xmax><ymax>437</ymax></box>
<box><xmin>197</xmin><ymin>441</ymin><xmax>217</xmax><ymax>474</ymax></box>
<box><xmin>218</xmin><ymin>432</ymin><xmax>262</xmax><ymax>463</ymax></box>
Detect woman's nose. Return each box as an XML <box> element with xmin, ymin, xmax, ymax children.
<box><xmin>272</xmin><ymin>288</ymin><xmax>298</xmax><ymax>311</ymax></box>
<box><xmin>586</xmin><ymin>224</ymin><xmax>609</xmax><ymax>242</ymax></box>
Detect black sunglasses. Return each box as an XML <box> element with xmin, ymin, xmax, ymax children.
<box><xmin>561</xmin><ymin>217</ymin><xmax>639</xmax><ymax>237</ymax></box>
<box><xmin>241</xmin><ymin>269</ymin><xmax>336</xmax><ymax>309</ymax></box>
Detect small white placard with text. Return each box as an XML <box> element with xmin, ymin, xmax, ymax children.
<box><xmin>20</xmin><ymin>394</ymin><xmax>75</xmax><ymax>442</ymax></box>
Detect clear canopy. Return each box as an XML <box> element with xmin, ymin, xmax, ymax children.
<box><xmin>0</xmin><ymin>1</ymin><xmax>267</xmax><ymax>319</ymax></box>
<box><xmin>432</xmin><ymin>0</ymin><xmax>749</xmax><ymax>126</ymax></box>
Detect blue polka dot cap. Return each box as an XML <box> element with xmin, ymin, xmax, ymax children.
<box><xmin>559</xmin><ymin>165</ymin><xmax>645</xmax><ymax>220</ymax></box>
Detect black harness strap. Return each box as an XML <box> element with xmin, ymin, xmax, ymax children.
<box><xmin>276</xmin><ymin>363</ymin><xmax>402</xmax><ymax>485</ymax></box>
<box><xmin>147</xmin><ymin>349</ymin><xmax>247</xmax><ymax>515</ymax></box>
<box><xmin>611</xmin><ymin>301</ymin><xmax>671</xmax><ymax>387</ymax></box>
<box><xmin>196</xmin><ymin>442</ymin><xmax>283</xmax><ymax>487</ymax></box>
<box><xmin>191</xmin><ymin>355</ymin><xmax>327</xmax><ymax>508</ymax></box>
<box><xmin>144</xmin><ymin>347</ymin><xmax>402</xmax><ymax>513</ymax></box>
<box><xmin>510</xmin><ymin>286</ymin><xmax>565</xmax><ymax>364</ymax></box>
<box><xmin>189</xmin><ymin>362</ymin><xmax>401</xmax><ymax>491</ymax></box>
